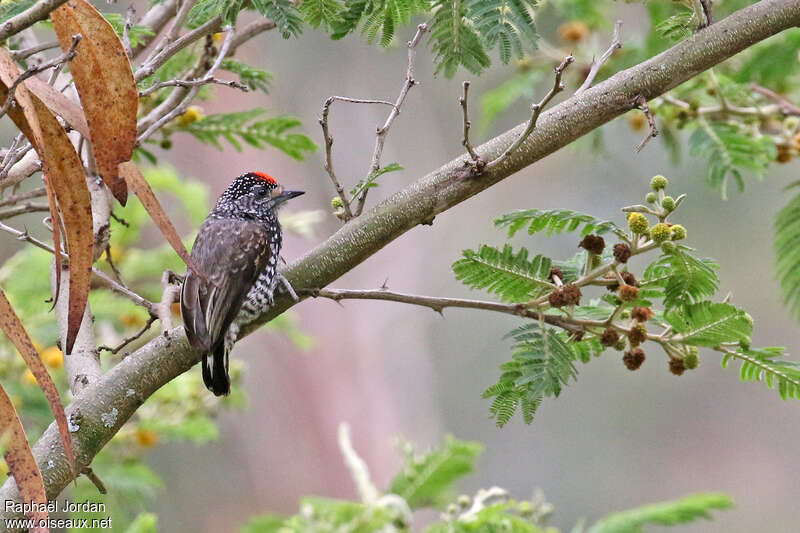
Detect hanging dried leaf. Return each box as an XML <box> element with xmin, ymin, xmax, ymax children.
<box><xmin>0</xmin><ymin>49</ymin><xmax>94</xmax><ymax>356</ymax></box>
<box><xmin>43</xmin><ymin>176</ymin><xmax>62</xmax><ymax>310</ymax></box>
<box><xmin>119</xmin><ymin>162</ymin><xmax>194</xmax><ymax>269</ymax></box>
<box><xmin>0</xmin><ymin>382</ymin><xmax>49</xmax><ymax>532</ymax></box>
<box><xmin>25</xmin><ymin>76</ymin><xmax>90</xmax><ymax>138</ymax></box>
<box><xmin>51</xmin><ymin>0</ymin><xmax>137</xmax><ymax>205</ymax></box>
<box><xmin>0</xmin><ymin>289</ymin><xmax>76</xmax><ymax>481</ymax></box>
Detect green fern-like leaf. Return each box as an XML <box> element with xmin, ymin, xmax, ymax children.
<box><xmin>188</xmin><ymin>0</ymin><xmax>245</xmax><ymax>26</ymax></box>
<box><xmin>775</xmin><ymin>183</ymin><xmax>800</xmax><ymax>321</ymax></box>
<box><xmin>331</xmin><ymin>0</ymin><xmax>428</xmax><ymax>45</ymax></box>
<box><xmin>104</xmin><ymin>14</ymin><xmax>155</xmax><ymax>48</ymax></box>
<box><xmin>179</xmin><ymin>110</ymin><xmax>317</xmax><ymax>160</ymax></box>
<box><xmin>665</xmin><ymin>302</ymin><xmax>752</xmax><ymax>347</ymax></box>
<box><xmin>587</xmin><ymin>492</ymin><xmax>733</xmax><ymax>533</ymax></box>
<box><xmin>642</xmin><ymin>246</ymin><xmax>719</xmax><ymax>310</ymax></box>
<box><xmin>452</xmin><ymin>245</ymin><xmax>553</xmax><ymax>302</ymax></box>
<box><xmin>689</xmin><ymin>120</ymin><xmax>776</xmax><ymax>200</ymax></box>
<box><xmin>654</xmin><ymin>8</ymin><xmax>694</xmax><ymax>42</ymax></box>
<box><xmin>468</xmin><ymin>0</ymin><xmax>538</xmax><ymax>64</ymax></box>
<box><xmin>349</xmin><ymin>162</ymin><xmax>403</xmax><ymax>199</ymax></box>
<box><xmin>721</xmin><ymin>347</ymin><xmax>800</xmax><ymax>400</ymax></box>
<box><xmin>0</xmin><ymin>0</ymin><xmax>36</xmax><ymax>22</ymax></box>
<box><xmin>389</xmin><ymin>437</ymin><xmax>483</xmax><ymax>509</ymax></box>
<box><xmin>252</xmin><ymin>0</ymin><xmax>304</xmax><ymax>38</ymax></box>
<box><xmin>494</xmin><ymin>208</ymin><xmax>623</xmax><ymax>238</ymax></box>
<box><xmin>483</xmin><ymin>323</ymin><xmax>579</xmax><ymax>427</ymax></box>
<box><xmin>221</xmin><ymin>59</ymin><xmax>273</xmax><ymax>93</ymax></box>
<box><xmin>430</xmin><ymin>0</ymin><xmax>491</xmax><ymax>77</ymax></box>
<box><xmin>301</xmin><ymin>0</ymin><xmax>345</xmax><ymax>30</ymax></box>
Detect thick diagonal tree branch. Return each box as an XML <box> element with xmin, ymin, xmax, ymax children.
<box><xmin>1</xmin><ymin>0</ymin><xmax>798</xmax><ymax>520</ymax></box>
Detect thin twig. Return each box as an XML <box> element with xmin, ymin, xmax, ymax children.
<box><xmin>320</xmin><ymin>97</ymin><xmax>354</xmax><ymax>221</ymax></box>
<box><xmin>0</xmin><ymin>185</ymin><xmax>46</xmax><ymax>207</ymax></box>
<box><xmin>137</xmin><ymin>26</ymin><xmax>236</xmax><ymax>144</ymax></box>
<box><xmin>0</xmin><ymin>0</ymin><xmax>70</xmax><ymax>41</ymax></box>
<box><xmin>104</xmin><ymin>243</ymin><xmax>123</xmax><ymax>283</ymax></box>
<box><xmin>354</xmin><ymin>23</ymin><xmax>428</xmax><ymax>217</ymax></box>
<box><xmin>139</xmin><ymin>76</ymin><xmax>248</xmax><ymax>97</ymax></box>
<box><xmin>750</xmin><ymin>83</ymin><xmax>800</xmax><ymax>116</ymax></box>
<box><xmin>10</xmin><ymin>40</ymin><xmax>60</xmax><ymax>61</ymax></box>
<box><xmin>699</xmin><ymin>0</ymin><xmax>713</xmax><ymax>28</ymax></box>
<box><xmin>319</xmin><ymin>97</ymin><xmax>395</xmax><ymax>221</ymax></box>
<box><xmin>575</xmin><ymin>20</ymin><xmax>622</xmax><ymax>96</ymax></box>
<box><xmin>122</xmin><ymin>6</ymin><xmax>136</xmax><ymax>59</ymax></box>
<box><xmin>302</xmin><ymin>287</ymin><xmax>584</xmax><ymax>335</ymax></box>
<box><xmin>99</xmin><ymin>315</ymin><xmax>157</xmax><ymax>355</ymax></box>
<box><xmin>0</xmin><ymin>221</ymin><xmax>156</xmax><ymax>313</ymax></box>
<box><xmin>134</xmin><ymin>15</ymin><xmax>222</xmax><ymax>83</ymax></box>
<box><xmin>485</xmin><ymin>55</ymin><xmax>575</xmax><ymax>170</ymax></box>
<box><xmin>0</xmin><ymin>201</ymin><xmax>49</xmax><ymax>220</ymax></box>
<box><xmin>156</xmin><ymin>270</ymin><xmax>181</xmax><ymax>333</ymax></box>
<box><xmin>634</xmin><ymin>95</ymin><xmax>658</xmax><ymax>152</ymax></box>
<box><xmin>0</xmin><ymin>34</ymin><xmax>82</xmax><ymax>119</ymax></box>
<box><xmin>80</xmin><ymin>467</ymin><xmax>107</xmax><ymax>494</ymax></box>
<box><xmin>459</xmin><ymin>81</ymin><xmax>484</xmax><ymax>169</ymax></box>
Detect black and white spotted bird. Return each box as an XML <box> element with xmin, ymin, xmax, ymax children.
<box><xmin>180</xmin><ymin>172</ymin><xmax>304</xmax><ymax>396</ymax></box>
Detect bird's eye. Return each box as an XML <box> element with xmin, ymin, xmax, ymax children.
<box><xmin>256</xmin><ymin>187</ymin><xmax>268</xmax><ymax>197</ymax></box>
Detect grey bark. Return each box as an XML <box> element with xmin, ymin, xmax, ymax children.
<box><xmin>1</xmin><ymin>0</ymin><xmax>799</xmax><ymax>524</ymax></box>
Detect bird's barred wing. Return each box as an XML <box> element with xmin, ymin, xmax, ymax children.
<box><xmin>181</xmin><ymin>218</ymin><xmax>272</xmax><ymax>352</ymax></box>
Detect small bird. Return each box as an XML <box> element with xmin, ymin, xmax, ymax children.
<box><xmin>180</xmin><ymin>172</ymin><xmax>304</xmax><ymax>395</ymax></box>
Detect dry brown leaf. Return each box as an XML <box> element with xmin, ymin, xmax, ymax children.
<box><xmin>0</xmin><ymin>49</ymin><xmax>94</xmax><ymax>356</ymax></box>
<box><xmin>0</xmin><ymin>289</ymin><xmax>76</xmax><ymax>484</ymax></box>
<box><xmin>0</xmin><ymin>381</ymin><xmax>49</xmax><ymax>532</ymax></box>
<box><xmin>25</xmin><ymin>76</ymin><xmax>90</xmax><ymax>138</ymax></box>
<box><xmin>52</xmin><ymin>0</ymin><xmax>137</xmax><ymax>205</ymax></box>
<box><xmin>119</xmin><ymin>161</ymin><xmax>195</xmax><ymax>269</ymax></box>
<box><xmin>43</xmin><ymin>176</ymin><xmax>62</xmax><ymax>311</ymax></box>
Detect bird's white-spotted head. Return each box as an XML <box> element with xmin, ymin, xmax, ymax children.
<box><xmin>213</xmin><ymin>172</ymin><xmax>304</xmax><ymax>221</ymax></box>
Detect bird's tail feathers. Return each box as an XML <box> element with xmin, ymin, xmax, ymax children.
<box><xmin>202</xmin><ymin>342</ymin><xmax>230</xmax><ymax>396</ymax></box>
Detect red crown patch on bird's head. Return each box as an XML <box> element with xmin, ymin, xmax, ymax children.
<box><xmin>252</xmin><ymin>172</ymin><xmax>277</xmax><ymax>185</ymax></box>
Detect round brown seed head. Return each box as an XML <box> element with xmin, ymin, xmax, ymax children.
<box><xmin>620</xmin><ymin>271</ymin><xmax>637</xmax><ymax>286</ymax></box>
<box><xmin>618</xmin><ymin>284</ymin><xmax>640</xmax><ymax>302</ymax></box>
<box><xmin>669</xmin><ymin>358</ymin><xmax>686</xmax><ymax>376</ymax></box>
<box><xmin>613</xmin><ymin>243</ymin><xmax>632</xmax><ymax>263</ymax></box>
<box><xmin>549</xmin><ymin>266</ymin><xmax>563</xmax><ymax>282</ymax></box>
<box><xmin>601</xmin><ymin>328</ymin><xmax>620</xmax><ymax>347</ymax></box>
<box><xmin>628</xmin><ymin>324</ymin><xmax>648</xmax><ymax>346</ymax></box>
<box><xmin>579</xmin><ymin>234</ymin><xmax>606</xmax><ymax>255</ymax></box>
<box><xmin>562</xmin><ymin>284</ymin><xmax>582</xmax><ymax>306</ymax></box>
<box><xmin>631</xmin><ymin>306</ymin><xmax>654</xmax><ymax>322</ymax></box>
<box><xmin>548</xmin><ymin>288</ymin><xmax>568</xmax><ymax>308</ymax></box>
<box><xmin>623</xmin><ymin>348</ymin><xmax>646</xmax><ymax>370</ymax></box>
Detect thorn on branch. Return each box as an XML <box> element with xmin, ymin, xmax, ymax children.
<box><xmin>575</xmin><ymin>20</ymin><xmax>622</xmax><ymax>96</ymax></box>
<box><xmin>81</xmin><ymin>467</ymin><xmax>107</xmax><ymax>495</ymax></box>
<box><xmin>698</xmin><ymin>0</ymin><xmax>713</xmax><ymax>29</ymax></box>
<box><xmin>484</xmin><ymin>55</ymin><xmax>575</xmax><ymax>172</ymax></box>
<box><xmin>99</xmin><ymin>314</ymin><xmax>157</xmax><ymax>356</ymax></box>
<box><xmin>634</xmin><ymin>95</ymin><xmax>658</xmax><ymax>152</ymax></box>
<box><xmin>459</xmin><ymin>81</ymin><xmax>485</xmax><ymax>176</ymax></box>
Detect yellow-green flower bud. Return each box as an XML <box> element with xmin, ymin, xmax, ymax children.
<box><xmin>650</xmin><ymin>175</ymin><xmax>668</xmax><ymax>190</ymax></box>
<box><xmin>661</xmin><ymin>241</ymin><xmax>677</xmax><ymax>254</ymax></box>
<box><xmin>670</xmin><ymin>224</ymin><xmax>687</xmax><ymax>240</ymax></box>
<box><xmin>684</xmin><ymin>348</ymin><xmax>699</xmax><ymax>370</ymax></box>
<box><xmin>661</xmin><ymin>196</ymin><xmax>676</xmax><ymax>212</ymax></box>
<box><xmin>627</xmin><ymin>212</ymin><xmax>649</xmax><ymax>234</ymax></box>
<box><xmin>646</xmin><ymin>192</ymin><xmax>657</xmax><ymax>204</ymax></box>
<box><xmin>649</xmin><ymin>222</ymin><xmax>671</xmax><ymax>243</ymax></box>
<box><xmin>331</xmin><ymin>196</ymin><xmax>344</xmax><ymax>209</ymax></box>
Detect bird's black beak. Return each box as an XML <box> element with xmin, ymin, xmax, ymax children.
<box><xmin>281</xmin><ymin>190</ymin><xmax>305</xmax><ymax>200</ymax></box>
